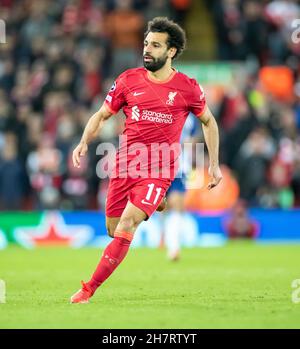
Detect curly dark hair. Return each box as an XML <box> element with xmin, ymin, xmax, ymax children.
<box><xmin>144</xmin><ymin>17</ymin><xmax>187</xmax><ymax>60</ymax></box>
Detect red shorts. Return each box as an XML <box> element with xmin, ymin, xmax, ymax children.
<box><xmin>106</xmin><ymin>177</ymin><xmax>171</xmax><ymax>218</ymax></box>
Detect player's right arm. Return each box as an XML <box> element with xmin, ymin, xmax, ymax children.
<box><xmin>72</xmin><ymin>104</ymin><xmax>112</xmax><ymax>168</ymax></box>
<box><xmin>73</xmin><ymin>73</ymin><xmax>127</xmax><ymax>168</ymax></box>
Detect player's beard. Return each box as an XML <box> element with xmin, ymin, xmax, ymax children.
<box><xmin>143</xmin><ymin>53</ymin><xmax>168</xmax><ymax>72</ymax></box>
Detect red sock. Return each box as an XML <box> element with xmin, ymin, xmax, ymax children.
<box><xmin>86</xmin><ymin>231</ymin><xmax>133</xmax><ymax>293</ymax></box>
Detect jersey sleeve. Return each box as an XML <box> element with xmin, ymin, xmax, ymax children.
<box><xmin>104</xmin><ymin>73</ymin><xmax>127</xmax><ymax>114</ymax></box>
<box><xmin>188</xmin><ymin>79</ymin><xmax>206</xmax><ymax>117</ymax></box>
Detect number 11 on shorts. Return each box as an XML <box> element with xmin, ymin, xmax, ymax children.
<box><xmin>145</xmin><ymin>183</ymin><xmax>162</xmax><ymax>205</ymax></box>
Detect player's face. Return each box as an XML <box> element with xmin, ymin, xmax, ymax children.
<box><xmin>143</xmin><ymin>32</ymin><xmax>174</xmax><ymax>72</ymax></box>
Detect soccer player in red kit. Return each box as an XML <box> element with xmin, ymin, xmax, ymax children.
<box><xmin>70</xmin><ymin>17</ymin><xmax>222</xmax><ymax>303</ymax></box>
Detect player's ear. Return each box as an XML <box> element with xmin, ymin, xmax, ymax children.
<box><xmin>169</xmin><ymin>47</ymin><xmax>177</xmax><ymax>59</ymax></box>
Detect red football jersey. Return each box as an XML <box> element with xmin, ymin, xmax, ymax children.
<box><xmin>104</xmin><ymin>67</ymin><xmax>206</xmax><ymax>180</ymax></box>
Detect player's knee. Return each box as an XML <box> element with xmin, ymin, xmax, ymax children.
<box><xmin>117</xmin><ymin>216</ymin><xmax>137</xmax><ymax>233</ymax></box>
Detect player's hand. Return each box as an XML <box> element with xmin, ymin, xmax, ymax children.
<box><xmin>207</xmin><ymin>165</ymin><xmax>223</xmax><ymax>190</ymax></box>
<box><xmin>72</xmin><ymin>142</ymin><xmax>88</xmax><ymax>168</ymax></box>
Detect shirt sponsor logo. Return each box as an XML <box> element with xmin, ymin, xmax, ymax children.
<box><xmin>142</xmin><ymin>110</ymin><xmax>173</xmax><ymax>123</ymax></box>
<box><xmin>131</xmin><ymin>106</ymin><xmax>173</xmax><ymax>124</ymax></box>
<box><xmin>166</xmin><ymin>91</ymin><xmax>177</xmax><ymax>105</ymax></box>
<box><xmin>131</xmin><ymin>105</ymin><xmax>140</xmax><ymax>121</ymax></box>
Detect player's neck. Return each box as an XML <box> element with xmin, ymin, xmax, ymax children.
<box><xmin>147</xmin><ymin>65</ymin><xmax>175</xmax><ymax>83</ymax></box>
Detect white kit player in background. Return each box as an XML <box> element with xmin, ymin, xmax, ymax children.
<box><xmin>163</xmin><ymin>113</ymin><xmax>199</xmax><ymax>261</ymax></box>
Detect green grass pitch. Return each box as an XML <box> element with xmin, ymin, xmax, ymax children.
<box><xmin>0</xmin><ymin>242</ymin><xmax>299</xmax><ymax>329</ymax></box>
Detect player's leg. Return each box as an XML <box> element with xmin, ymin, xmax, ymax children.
<box><xmin>77</xmin><ymin>202</ymin><xmax>146</xmax><ymax>299</ymax></box>
<box><xmin>70</xmin><ymin>177</ymin><xmax>127</xmax><ymax>303</ymax></box>
<box><xmin>115</xmin><ymin>201</ymin><xmax>147</xmax><ymax>233</ymax></box>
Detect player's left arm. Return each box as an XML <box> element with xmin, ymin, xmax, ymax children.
<box><xmin>199</xmin><ymin>106</ymin><xmax>223</xmax><ymax>190</ymax></box>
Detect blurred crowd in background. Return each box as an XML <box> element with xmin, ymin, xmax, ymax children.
<box><xmin>0</xmin><ymin>0</ymin><xmax>300</xmax><ymax>211</ymax></box>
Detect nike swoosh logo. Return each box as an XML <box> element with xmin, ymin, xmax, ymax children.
<box><xmin>133</xmin><ymin>92</ymin><xmax>145</xmax><ymax>96</ymax></box>
<box><xmin>141</xmin><ymin>200</ymin><xmax>152</xmax><ymax>206</ymax></box>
